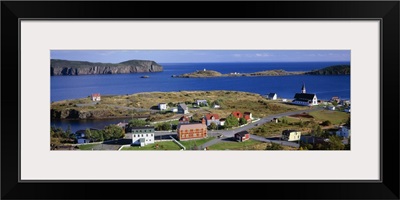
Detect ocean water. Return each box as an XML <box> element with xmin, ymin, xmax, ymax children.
<box><xmin>51</xmin><ymin>62</ymin><xmax>350</xmax><ymax>132</ymax></box>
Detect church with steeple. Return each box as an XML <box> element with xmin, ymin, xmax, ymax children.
<box><xmin>292</xmin><ymin>82</ymin><xmax>318</xmax><ymax>106</ymax></box>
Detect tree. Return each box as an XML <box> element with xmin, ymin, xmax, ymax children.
<box><xmin>321</xmin><ymin>120</ymin><xmax>332</xmax><ymax>126</ymax></box>
<box><xmin>224</xmin><ymin>115</ymin><xmax>239</xmax><ymax>128</ymax></box>
<box><xmin>104</xmin><ymin>125</ymin><xmax>125</xmax><ymax>140</ymax></box>
<box><xmin>209</xmin><ymin>122</ymin><xmax>217</xmax><ymax>130</ymax></box>
<box><xmin>332</xmin><ymin>101</ymin><xmax>338</xmax><ymax>106</ymax></box>
<box><xmin>239</xmin><ymin>117</ymin><xmax>247</xmax><ymax>126</ymax></box>
<box><xmin>328</xmin><ymin>135</ymin><xmax>345</xmax><ymax>150</ymax></box>
<box><xmin>167</xmin><ymin>102</ymin><xmax>175</xmax><ymax>107</ymax></box>
<box><xmin>266</xmin><ymin>142</ymin><xmax>284</xmax><ymax>150</ymax></box>
<box><xmin>128</xmin><ymin>119</ymin><xmax>148</xmax><ymax>128</ymax></box>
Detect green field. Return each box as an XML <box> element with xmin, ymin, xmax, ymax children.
<box><xmin>121</xmin><ymin>141</ymin><xmax>182</xmax><ymax>150</ymax></box>
<box><xmin>207</xmin><ymin>139</ymin><xmax>263</xmax><ymax>150</ymax></box>
<box><xmin>179</xmin><ymin>137</ymin><xmax>216</xmax><ymax>150</ymax></box>
<box><xmin>78</xmin><ymin>143</ymin><xmax>99</xmax><ymax>150</ymax></box>
<box><xmin>309</xmin><ymin>110</ymin><xmax>349</xmax><ymax>125</ymax></box>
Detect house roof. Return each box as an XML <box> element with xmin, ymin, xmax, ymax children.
<box><xmin>178</xmin><ymin>103</ymin><xmax>188</xmax><ymax>110</ymax></box>
<box><xmin>177</xmin><ymin>123</ymin><xmax>206</xmax><ymax>130</ymax></box>
<box><xmin>179</xmin><ymin>116</ymin><xmax>190</xmax><ymax>121</ymax></box>
<box><xmin>220</xmin><ymin>118</ymin><xmax>226</xmax><ymax>121</ymax></box>
<box><xmin>244</xmin><ymin>115</ymin><xmax>251</xmax><ymax>120</ymax></box>
<box><xmin>294</xmin><ymin>93</ymin><xmax>316</xmax><ymax>100</ymax></box>
<box><xmin>130</xmin><ymin>126</ymin><xmax>155</xmax><ymax>130</ymax></box>
<box><xmin>91</xmin><ymin>93</ymin><xmax>100</xmax><ymax>97</ymax></box>
<box><xmin>268</xmin><ymin>93</ymin><xmax>277</xmax><ymax>98</ymax></box>
<box><xmin>196</xmin><ymin>100</ymin><xmax>207</xmax><ymax>102</ymax></box>
<box><xmin>231</xmin><ymin>111</ymin><xmax>243</xmax><ymax>118</ymax></box>
<box><xmin>205</xmin><ymin>113</ymin><xmax>220</xmax><ymax>120</ymax></box>
<box><xmin>159</xmin><ymin>103</ymin><xmax>167</xmax><ymax>105</ymax></box>
<box><xmin>282</xmin><ymin>130</ymin><xmax>299</xmax><ymax>135</ymax></box>
<box><xmin>235</xmin><ymin>131</ymin><xmax>249</xmax><ymax>137</ymax></box>
<box><xmin>244</xmin><ymin>112</ymin><xmax>251</xmax><ymax>115</ymax></box>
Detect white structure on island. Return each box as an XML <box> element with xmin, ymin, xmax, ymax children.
<box><xmin>91</xmin><ymin>93</ymin><xmax>101</xmax><ymax>101</ymax></box>
<box><xmin>292</xmin><ymin>83</ymin><xmax>318</xmax><ymax>106</ymax></box>
<box><xmin>131</xmin><ymin>127</ymin><xmax>155</xmax><ymax>147</ymax></box>
<box><xmin>158</xmin><ymin>103</ymin><xmax>167</xmax><ymax>111</ymax></box>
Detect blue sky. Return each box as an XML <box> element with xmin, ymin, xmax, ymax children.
<box><xmin>51</xmin><ymin>50</ymin><xmax>350</xmax><ymax>63</ymax></box>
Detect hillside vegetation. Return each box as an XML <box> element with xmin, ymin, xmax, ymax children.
<box><xmin>305</xmin><ymin>65</ymin><xmax>350</xmax><ymax>75</ymax></box>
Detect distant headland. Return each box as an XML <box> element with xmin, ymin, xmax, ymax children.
<box><xmin>50</xmin><ymin>59</ymin><xmax>163</xmax><ymax>76</ymax></box>
<box><xmin>172</xmin><ymin>65</ymin><xmax>350</xmax><ymax>78</ymax></box>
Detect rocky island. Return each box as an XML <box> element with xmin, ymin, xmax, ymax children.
<box><xmin>172</xmin><ymin>69</ymin><xmax>305</xmax><ymax>78</ymax></box>
<box><xmin>51</xmin><ymin>59</ymin><xmax>163</xmax><ymax>76</ymax></box>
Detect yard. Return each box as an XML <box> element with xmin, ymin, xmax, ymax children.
<box><xmin>207</xmin><ymin>139</ymin><xmax>264</xmax><ymax>150</ymax></box>
<box><xmin>179</xmin><ymin>137</ymin><xmax>216</xmax><ymax>150</ymax></box>
<box><xmin>78</xmin><ymin>143</ymin><xmax>100</xmax><ymax>150</ymax></box>
<box><xmin>309</xmin><ymin>110</ymin><xmax>349</xmax><ymax>125</ymax></box>
<box><xmin>121</xmin><ymin>141</ymin><xmax>182</xmax><ymax>150</ymax></box>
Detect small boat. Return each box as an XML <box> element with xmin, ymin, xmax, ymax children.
<box><xmin>140</xmin><ymin>75</ymin><xmax>150</xmax><ymax>78</ymax></box>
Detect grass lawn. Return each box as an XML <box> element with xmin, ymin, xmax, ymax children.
<box><xmin>207</xmin><ymin>139</ymin><xmax>263</xmax><ymax>150</ymax></box>
<box><xmin>121</xmin><ymin>141</ymin><xmax>181</xmax><ymax>150</ymax></box>
<box><xmin>309</xmin><ymin>110</ymin><xmax>349</xmax><ymax>125</ymax></box>
<box><xmin>78</xmin><ymin>143</ymin><xmax>99</xmax><ymax>150</ymax></box>
<box><xmin>248</xmin><ymin>120</ymin><xmax>311</xmax><ymax>137</ymax></box>
<box><xmin>178</xmin><ymin>137</ymin><xmax>216</xmax><ymax>150</ymax></box>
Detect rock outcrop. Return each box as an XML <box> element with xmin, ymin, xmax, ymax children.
<box><xmin>51</xmin><ymin>59</ymin><xmax>163</xmax><ymax>75</ymax></box>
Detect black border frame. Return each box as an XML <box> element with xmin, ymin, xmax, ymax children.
<box><xmin>2</xmin><ymin>1</ymin><xmax>399</xmax><ymax>199</ymax></box>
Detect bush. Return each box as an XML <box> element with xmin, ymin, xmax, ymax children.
<box><xmin>321</xmin><ymin>120</ymin><xmax>332</xmax><ymax>126</ymax></box>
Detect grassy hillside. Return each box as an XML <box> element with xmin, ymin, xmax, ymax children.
<box><xmin>306</xmin><ymin>65</ymin><xmax>350</xmax><ymax>75</ymax></box>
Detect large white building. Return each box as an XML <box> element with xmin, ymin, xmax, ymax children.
<box><xmin>292</xmin><ymin>83</ymin><xmax>318</xmax><ymax>106</ymax></box>
<box><xmin>131</xmin><ymin>127</ymin><xmax>155</xmax><ymax>146</ymax></box>
<box><xmin>158</xmin><ymin>103</ymin><xmax>167</xmax><ymax>111</ymax></box>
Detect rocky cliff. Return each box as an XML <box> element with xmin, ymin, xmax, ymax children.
<box><xmin>51</xmin><ymin>59</ymin><xmax>163</xmax><ymax>75</ymax></box>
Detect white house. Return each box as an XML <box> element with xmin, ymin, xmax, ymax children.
<box><xmin>131</xmin><ymin>127</ymin><xmax>155</xmax><ymax>146</ymax></box>
<box><xmin>196</xmin><ymin>100</ymin><xmax>208</xmax><ymax>106</ymax></box>
<box><xmin>336</xmin><ymin>126</ymin><xmax>351</xmax><ymax>138</ymax></box>
<box><xmin>158</xmin><ymin>103</ymin><xmax>167</xmax><ymax>111</ymax></box>
<box><xmin>344</xmin><ymin>107</ymin><xmax>351</xmax><ymax>113</ymax></box>
<box><xmin>91</xmin><ymin>93</ymin><xmax>101</xmax><ymax>101</ymax></box>
<box><xmin>219</xmin><ymin>119</ymin><xmax>226</xmax><ymax>126</ymax></box>
<box><xmin>281</xmin><ymin>130</ymin><xmax>302</xmax><ymax>142</ymax></box>
<box><xmin>213</xmin><ymin>104</ymin><xmax>221</xmax><ymax>109</ymax></box>
<box><xmin>328</xmin><ymin>106</ymin><xmax>336</xmax><ymax>111</ymax></box>
<box><xmin>75</xmin><ymin>130</ymin><xmax>91</xmax><ymax>144</ymax></box>
<box><xmin>282</xmin><ymin>99</ymin><xmax>287</xmax><ymax>102</ymax></box>
<box><xmin>267</xmin><ymin>93</ymin><xmax>278</xmax><ymax>100</ymax></box>
<box><xmin>171</xmin><ymin>108</ymin><xmax>178</xmax><ymax>112</ymax></box>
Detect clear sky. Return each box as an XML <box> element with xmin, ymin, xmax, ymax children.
<box><xmin>51</xmin><ymin>50</ymin><xmax>350</xmax><ymax>63</ymax></box>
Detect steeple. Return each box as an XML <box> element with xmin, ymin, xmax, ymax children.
<box><xmin>301</xmin><ymin>82</ymin><xmax>306</xmax><ymax>93</ymax></box>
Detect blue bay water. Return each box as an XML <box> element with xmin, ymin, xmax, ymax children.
<box><xmin>51</xmin><ymin>62</ymin><xmax>350</xmax><ymax>132</ymax></box>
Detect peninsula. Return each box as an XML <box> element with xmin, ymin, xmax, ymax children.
<box><xmin>51</xmin><ymin>59</ymin><xmax>163</xmax><ymax>76</ymax></box>
<box><xmin>172</xmin><ymin>65</ymin><xmax>350</xmax><ymax>78</ymax></box>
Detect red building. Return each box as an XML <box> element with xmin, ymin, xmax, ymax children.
<box><xmin>177</xmin><ymin>119</ymin><xmax>207</xmax><ymax>141</ymax></box>
<box><xmin>231</xmin><ymin>111</ymin><xmax>243</xmax><ymax>119</ymax></box>
<box><xmin>234</xmin><ymin>131</ymin><xmax>250</xmax><ymax>142</ymax></box>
